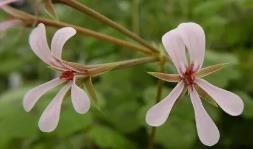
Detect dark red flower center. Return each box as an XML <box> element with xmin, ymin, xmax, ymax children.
<box><xmin>60</xmin><ymin>70</ymin><xmax>74</xmax><ymax>81</ymax></box>
<box><xmin>182</xmin><ymin>64</ymin><xmax>195</xmax><ymax>87</ymax></box>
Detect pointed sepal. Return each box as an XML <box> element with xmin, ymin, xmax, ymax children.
<box><xmin>62</xmin><ymin>60</ymin><xmax>93</xmax><ymax>70</ymax></box>
<box><xmin>62</xmin><ymin>60</ymin><xmax>118</xmax><ymax>76</ymax></box>
<box><xmin>86</xmin><ymin>64</ymin><xmax>118</xmax><ymax>76</ymax></box>
<box><xmin>84</xmin><ymin>76</ymin><xmax>100</xmax><ymax>110</ymax></box>
<box><xmin>196</xmin><ymin>63</ymin><xmax>228</xmax><ymax>78</ymax></box>
<box><xmin>44</xmin><ymin>0</ymin><xmax>58</xmax><ymax>20</ymax></box>
<box><xmin>148</xmin><ymin>72</ymin><xmax>181</xmax><ymax>82</ymax></box>
<box><xmin>195</xmin><ymin>85</ymin><xmax>218</xmax><ymax>107</ymax></box>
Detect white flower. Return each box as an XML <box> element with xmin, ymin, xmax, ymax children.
<box><xmin>146</xmin><ymin>22</ymin><xmax>244</xmax><ymax>146</ymax></box>
<box><xmin>23</xmin><ymin>23</ymin><xmax>90</xmax><ymax>132</ymax></box>
<box><xmin>0</xmin><ymin>0</ymin><xmax>18</xmax><ymax>7</ymax></box>
<box><xmin>0</xmin><ymin>0</ymin><xmax>22</xmax><ymax>34</ymax></box>
<box><xmin>0</xmin><ymin>19</ymin><xmax>21</xmax><ymax>33</ymax></box>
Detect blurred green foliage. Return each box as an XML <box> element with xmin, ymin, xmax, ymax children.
<box><xmin>0</xmin><ymin>0</ymin><xmax>253</xmax><ymax>148</ymax></box>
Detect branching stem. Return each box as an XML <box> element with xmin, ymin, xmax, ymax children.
<box><xmin>38</xmin><ymin>18</ymin><xmax>155</xmax><ymax>55</ymax></box>
<box><xmin>2</xmin><ymin>6</ymin><xmax>157</xmax><ymax>56</ymax></box>
<box><xmin>86</xmin><ymin>56</ymin><xmax>159</xmax><ymax>70</ymax></box>
<box><xmin>54</xmin><ymin>0</ymin><xmax>157</xmax><ymax>52</ymax></box>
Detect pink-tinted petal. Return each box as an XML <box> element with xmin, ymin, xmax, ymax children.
<box><xmin>29</xmin><ymin>23</ymin><xmax>56</xmax><ymax>66</ymax></box>
<box><xmin>177</xmin><ymin>23</ymin><xmax>205</xmax><ymax>71</ymax></box>
<box><xmin>0</xmin><ymin>19</ymin><xmax>21</xmax><ymax>32</ymax></box>
<box><xmin>0</xmin><ymin>0</ymin><xmax>18</xmax><ymax>7</ymax></box>
<box><xmin>71</xmin><ymin>76</ymin><xmax>90</xmax><ymax>114</ymax></box>
<box><xmin>189</xmin><ymin>87</ymin><xmax>220</xmax><ymax>146</ymax></box>
<box><xmin>196</xmin><ymin>79</ymin><xmax>244</xmax><ymax>116</ymax></box>
<box><xmin>51</xmin><ymin>27</ymin><xmax>76</xmax><ymax>59</ymax></box>
<box><xmin>162</xmin><ymin>29</ymin><xmax>187</xmax><ymax>75</ymax></box>
<box><xmin>38</xmin><ymin>82</ymin><xmax>71</xmax><ymax>132</ymax></box>
<box><xmin>146</xmin><ymin>81</ymin><xmax>185</xmax><ymax>126</ymax></box>
<box><xmin>23</xmin><ymin>78</ymin><xmax>65</xmax><ymax>112</ymax></box>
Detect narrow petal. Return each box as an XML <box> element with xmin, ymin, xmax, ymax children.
<box><xmin>29</xmin><ymin>23</ymin><xmax>56</xmax><ymax>66</ymax></box>
<box><xmin>146</xmin><ymin>81</ymin><xmax>185</xmax><ymax>126</ymax></box>
<box><xmin>162</xmin><ymin>29</ymin><xmax>187</xmax><ymax>75</ymax></box>
<box><xmin>23</xmin><ymin>78</ymin><xmax>65</xmax><ymax>112</ymax></box>
<box><xmin>38</xmin><ymin>82</ymin><xmax>71</xmax><ymax>132</ymax></box>
<box><xmin>71</xmin><ymin>76</ymin><xmax>90</xmax><ymax>114</ymax></box>
<box><xmin>0</xmin><ymin>0</ymin><xmax>18</xmax><ymax>7</ymax></box>
<box><xmin>51</xmin><ymin>27</ymin><xmax>76</xmax><ymax>59</ymax></box>
<box><xmin>196</xmin><ymin>79</ymin><xmax>244</xmax><ymax>116</ymax></box>
<box><xmin>0</xmin><ymin>19</ymin><xmax>21</xmax><ymax>32</ymax></box>
<box><xmin>189</xmin><ymin>87</ymin><xmax>220</xmax><ymax>146</ymax></box>
<box><xmin>177</xmin><ymin>23</ymin><xmax>205</xmax><ymax>71</ymax></box>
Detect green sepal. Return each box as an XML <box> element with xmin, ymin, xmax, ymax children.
<box><xmin>63</xmin><ymin>60</ymin><xmax>118</xmax><ymax>76</ymax></box>
<box><xmin>174</xmin><ymin>86</ymin><xmax>187</xmax><ymax>105</ymax></box>
<box><xmin>196</xmin><ymin>63</ymin><xmax>228</xmax><ymax>78</ymax></box>
<box><xmin>195</xmin><ymin>85</ymin><xmax>218</xmax><ymax>108</ymax></box>
<box><xmin>87</xmin><ymin>64</ymin><xmax>118</xmax><ymax>77</ymax></box>
<box><xmin>148</xmin><ymin>72</ymin><xmax>181</xmax><ymax>82</ymax></box>
<box><xmin>84</xmin><ymin>76</ymin><xmax>100</xmax><ymax>111</ymax></box>
<box><xmin>44</xmin><ymin>0</ymin><xmax>58</xmax><ymax>20</ymax></box>
<box><xmin>62</xmin><ymin>61</ymin><xmax>93</xmax><ymax>70</ymax></box>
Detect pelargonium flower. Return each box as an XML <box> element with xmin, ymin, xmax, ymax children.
<box><xmin>0</xmin><ymin>0</ymin><xmax>18</xmax><ymax>7</ymax></box>
<box><xmin>146</xmin><ymin>22</ymin><xmax>244</xmax><ymax>146</ymax></box>
<box><xmin>0</xmin><ymin>19</ymin><xmax>21</xmax><ymax>32</ymax></box>
<box><xmin>23</xmin><ymin>23</ymin><xmax>93</xmax><ymax>132</ymax></box>
<box><xmin>0</xmin><ymin>0</ymin><xmax>22</xmax><ymax>33</ymax></box>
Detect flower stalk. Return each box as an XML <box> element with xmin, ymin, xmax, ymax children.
<box><xmin>147</xmin><ymin>55</ymin><xmax>165</xmax><ymax>149</ymax></box>
<box><xmin>53</xmin><ymin>0</ymin><xmax>157</xmax><ymax>52</ymax></box>
<box><xmin>76</xmin><ymin>56</ymin><xmax>159</xmax><ymax>70</ymax></box>
<box><xmin>2</xmin><ymin>6</ymin><xmax>157</xmax><ymax>56</ymax></box>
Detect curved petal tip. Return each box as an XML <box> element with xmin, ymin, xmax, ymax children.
<box><xmin>145</xmin><ymin>81</ymin><xmax>185</xmax><ymax>127</ymax></box>
<box><xmin>196</xmin><ymin>79</ymin><xmax>244</xmax><ymax>116</ymax></box>
<box><xmin>189</xmin><ymin>87</ymin><xmax>220</xmax><ymax>146</ymax></box>
<box><xmin>71</xmin><ymin>78</ymin><xmax>91</xmax><ymax>114</ymax></box>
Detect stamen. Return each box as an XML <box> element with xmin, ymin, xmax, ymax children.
<box><xmin>183</xmin><ymin>64</ymin><xmax>195</xmax><ymax>87</ymax></box>
<box><xmin>60</xmin><ymin>70</ymin><xmax>74</xmax><ymax>81</ymax></box>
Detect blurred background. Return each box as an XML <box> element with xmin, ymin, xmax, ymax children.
<box><xmin>0</xmin><ymin>0</ymin><xmax>253</xmax><ymax>148</ymax></box>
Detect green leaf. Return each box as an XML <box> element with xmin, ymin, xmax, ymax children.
<box><xmin>0</xmin><ymin>86</ymin><xmax>38</xmax><ymax>146</ymax></box>
<box><xmin>155</xmin><ymin>97</ymin><xmax>196</xmax><ymax>148</ymax></box>
<box><xmin>87</xmin><ymin>125</ymin><xmax>136</xmax><ymax>149</ymax></box>
<box><xmin>0</xmin><ymin>84</ymin><xmax>94</xmax><ymax>146</ymax></box>
<box><xmin>236</xmin><ymin>92</ymin><xmax>253</xmax><ymax>119</ymax></box>
<box><xmin>95</xmin><ymin>68</ymin><xmax>149</xmax><ymax>133</ymax></box>
<box><xmin>203</xmin><ymin>50</ymin><xmax>240</xmax><ymax>88</ymax></box>
<box><xmin>53</xmin><ymin>104</ymin><xmax>93</xmax><ymax>136</ymax></box>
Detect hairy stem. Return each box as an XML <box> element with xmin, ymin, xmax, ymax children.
<box><xmin>132</xmin><ymin>0</ymin><xmax>140</xmax><ymax>34</ymax></box>
<box><xmin>86</xmin><ymin>56</ymin><xmax>159</xmax><ymax>70</ymax></box>
<box><xmin>38</xmin><ymin>18</ymin><xmax>155</xmax><ymax>55</ymax></box>
<box><xmin>147</xmin><ymin>56</ymin><xmax>165</xmax><ymax>149</ymax></box>
<box><xmin>54</xmin><ymin>0</ymin><xmax>157</xmax><ymax>52</ymax></box>
<box><xmin>2</xmin><ymin>6</ymin><xmax>157</xmax><ymax>55</ymax></box>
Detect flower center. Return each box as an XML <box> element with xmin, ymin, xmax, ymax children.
<box><xmin>182</xmin><ymin>64</ymin><xmax>195</xmax><ymax>86</ymax></box>
<box><xmin>60</xmin><ymin>71</ymin><xmax>74</xmax><ymax>81</ymax></box>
